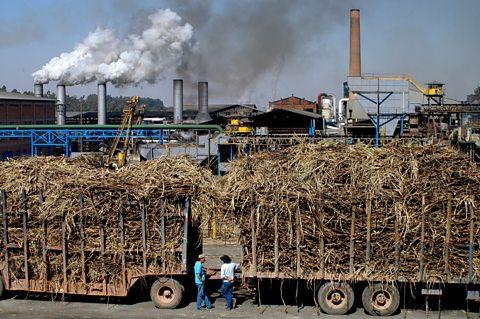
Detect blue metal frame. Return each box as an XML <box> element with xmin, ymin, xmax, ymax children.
<box><xmin>355</xmin><ymin>91</ymin><xmax>406</xmax><ymax>148</ymax></box>
<box><xmin>0</xmin><ymin>128</ymin><xmax>164</xmax><ymax>157</ymax></box>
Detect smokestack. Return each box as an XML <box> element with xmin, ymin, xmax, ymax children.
<box><xmin>97</xmin><ymin>82</ymin><xmax>107</xmax><ymax>125</ymax></box>
<box><xmin>56</xmin><ymin>84</ymin><xmax>66</xmax><ymax>125</ymax></box>
<box><xmin>349</xmin><ymin>9</ymin><xmax>361</xmax><ymax>77</ymax></box>
<box><xmin>34</xmin><ymin>83</ymin><xmax>43</xmax><ymax>97</ymax></box>
<box><xmin>195</xmin><ymin>81</ymin><xmax>212</xmax><ymax>124</ymax></box>
<box><xmin>173</xmin><ymin>79</ymin><xmax>183</xmax><ymax>124</ymax></box>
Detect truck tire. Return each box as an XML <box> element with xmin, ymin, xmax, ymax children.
<box><xmin>362</xmin><ymin>283</ymin><xmax>400</xmax><ymax>316</ymax></box>
<box><xmin>317</xmin><ymin>281</ymin><xmax>354</xmax><ymax>315</ymax></box>
<box><xmin>150</xmin><ymin>278</ymin><xmax>183</xmax><ymax>309</ymax></box>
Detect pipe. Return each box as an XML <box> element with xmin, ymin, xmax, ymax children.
<box><xmin>317</xmin><ymin>93</ymin><xmax>324</xmax><ymax>115</ymax></box>
<box><xmin>332</xmin><ymin>95</ymin><xmax>337</xmax><ymax>121</ymax></box>
<box><xmin>173</xmin><ymin>79</ymin><xmax>183</xmax><ymax>124</ymax></box>
<box><xmin>338</xmin><ymin>98</ymin><xmax>349</xmax><ymax>123</ymax></box>
<box><xmin>0</xmin><ymin>124</ymin><xmax>225</xmax><ymax>133</ymax></box>
<box><xmin>34</xmin><ymin>83</ymin><xmax>43</xmax><ymax>97</ymax></box>
<box><xmin>97</xmin><ymin>82</ymin><xmax>107</xmax><ymax>125</ymax></box>
<box><xmin>56</xmin><ymin>84</ymin><xmax>66</xmax><ymax>125</ymax></box>
<box><xmin>195</xmin><ymin>81</ymin><xmax>212</xmax><ymax>123</ymax></box>
<box><xmin>349</xmin><ymin>9</ymin><xmax>361</xmax><ymax>77</ymax></box>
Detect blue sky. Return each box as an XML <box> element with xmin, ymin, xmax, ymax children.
<box><xmin>1</xmin><ymin>0</ymin><xmax>479</xmax><ymax>108</ymax></box>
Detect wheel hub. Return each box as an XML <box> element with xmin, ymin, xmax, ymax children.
<box><xmin>159</xmin><ymin>287</ymin><xmax>174</xmax><ymax>301</ymax></box>
<box><xmin>331</xmin><ymin>292</ymin><xmax>342</xmax><ymax>304</ymax></box>
<box><xmin>375</xmin><ymin>293</ymin><xmax>387</xmax><ymax>306</ymax></box>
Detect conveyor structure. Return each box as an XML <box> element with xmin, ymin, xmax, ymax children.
<box><xmin>0</xmin><ymin>125</ymin><xmax>224</xmax><ymax>157</ymax></box>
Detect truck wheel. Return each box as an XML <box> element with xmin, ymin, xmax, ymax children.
<box><xmin>317</xmin><ymin>282</ymin><xmax>354</xmax><ymax>314</ymax></box>
<box><xmin>362</xmin><ymin>283</ymin><xmax>400</xmax><ymax>316</ymax></box>
<box><xmin>150</xmin><ymin>278</ymin><xmax>183</xmax><ymax>309</ymax></box>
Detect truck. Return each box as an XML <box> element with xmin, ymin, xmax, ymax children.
<box><xmin>0</xmin><ymin>188</ymin><xmax>201</xmax><ymax>309</ymax></box>
<box><xmin>220</xmin><ymin>142</ymin><xmax>480</xmax><ymax>316</ymax></box>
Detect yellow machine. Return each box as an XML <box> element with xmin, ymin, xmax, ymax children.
<box><xmin>426</xmin><ymin>82</ymin><xmax>444</xmax><ymax>96</ymax></box>
<box><xmin>105</xmin><ymin>96</ymin><xmax>144</xmax><ymax>168</ymax></box>
<box><xmin>225</xmin><ymin>118</ymin><xmax>253</xmax><ymax>135</ymax></box>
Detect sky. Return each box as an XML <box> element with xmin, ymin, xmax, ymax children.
<box><xmin>1</xmin><ymin>0</ymin><xmax>479</xmax><ymax>109</ymax></box>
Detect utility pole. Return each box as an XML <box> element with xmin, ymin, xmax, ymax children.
<box><xmin>79</xmin><ymin>96</ymin><xmax>84</xmax><ymax>152</ymax></box>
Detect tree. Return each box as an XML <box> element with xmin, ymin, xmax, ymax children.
<box><xmin>0</xmin><ymin>85</ymin><xmax>6</xmax><ymax>92</ymax></box>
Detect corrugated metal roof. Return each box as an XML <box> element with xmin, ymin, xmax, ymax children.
<box><xmin>271</xmin><ymin>107</ymin><xmax>322</xmax><ymax>119</ymax></box>
<box><xmin>182</xmin><ymin>103</ymin><xmax>250</xmax><ymax>111</ymax></box>
<box><xmin>212</xmin><ymin>104</ymin><xmax>258</xmax><ymax>113</ymax></box>
<box><xmin>0</xmin><ymin>91</ymin><xmax>56</xmax><ymax>101</ymax></box>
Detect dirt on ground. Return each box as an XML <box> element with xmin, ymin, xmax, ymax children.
<box><xmin>0</xmin><ymin>296</ymin><xmax>478</xmax><ymax>319</ymax></box>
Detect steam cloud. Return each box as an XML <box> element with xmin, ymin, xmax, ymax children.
<box><xmin>32</xmin><ymin>9</ymin><xmax>193</xmax><ymax>86</ymax></box>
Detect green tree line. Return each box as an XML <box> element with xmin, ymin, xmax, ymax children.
<box><xmin>1</xmin><ymin>85</ymin><xmax>165</xmax><ymax>112</ymax></box>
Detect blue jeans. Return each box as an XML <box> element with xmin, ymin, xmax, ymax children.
<box><xmin>220</xmin><ymin>281</ymin><xmax>234</xmax><ymax>309</ymax></box>
<box><xmin>196</xmin><ymin>284</ymin><xmax>212</xmax><ymax>310</ymax></box>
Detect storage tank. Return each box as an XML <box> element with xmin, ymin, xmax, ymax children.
<box><xmin>321</xmin><ymin>96</ymin><xmax>334</xmax><ymax>120</ymax></box>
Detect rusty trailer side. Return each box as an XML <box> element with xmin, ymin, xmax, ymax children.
<box><xmin>0</xmin><ymin>189</ymin><xmax>197</xmax><ymax>302</ymax></box>
<box><xmin>240</xmin><ymin>194</ymin><xmax>480</xmax><ymax>316</ymax></box>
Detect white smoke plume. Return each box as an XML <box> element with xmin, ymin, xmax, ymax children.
<box><xmin>32</xmin><ymin>9</ymin><xmax>193</xmax><ymax>86</ymax></box>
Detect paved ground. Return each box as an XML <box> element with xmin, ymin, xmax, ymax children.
<box><xmin>0</xmin><ymin>296</ymin><xmax>478</xmax><ymax>319</ymax></box>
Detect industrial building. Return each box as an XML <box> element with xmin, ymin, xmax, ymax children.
<box><xmin>269</xmin><ymin>95</ymin><xmax>317</xmax><ymax>113</ymax></box>
<box><xmin>0</xmin><ymin>91</ymin><xmax>56</xmax><ymax>158</ymax></box>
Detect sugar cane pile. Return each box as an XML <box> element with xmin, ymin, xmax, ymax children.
<box><xmin>0</xmin><ymin>155</ymin><xmax>220</xmax><ymax>290</ymax></box>
<box><xmin>222</xmin><ymin>141</ymin><xmax>480</xmax><ymax>282</ymax></box>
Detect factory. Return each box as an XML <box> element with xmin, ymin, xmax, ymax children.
<box><xmin>1</xmin><ymin>6</ymin><xmax>480</xmax><ymax>316</ymax></box>
<box><xmin>0</xmin><ymin>89</ymin><xmax>56</xmax><ymax>158</ymax></box>
<box><xmin>1</xmin><ymin>8</ymin><xmax>477</xmax><ymax>167</ymax></box>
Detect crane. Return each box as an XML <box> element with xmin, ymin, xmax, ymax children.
<box><xmin>105</xmin><ymin>96</ymin><xmax>143</xmax><ymax>168</ymax></box>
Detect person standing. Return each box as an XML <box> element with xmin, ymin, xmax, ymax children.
<box><xmin>220</xmin><ymin>255</ymin><xmax>240</xmax><ymax>310</ymax></box>
<box><xmin>194</xmin><ymin>254</ymin><xmax>213</xmax><ymax>310</ymax></box>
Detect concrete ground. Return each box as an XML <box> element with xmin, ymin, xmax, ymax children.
<box><xmin>0</xmin><ymin>296</ymin><xmax>478</xmax><ymax>319</ymax></box>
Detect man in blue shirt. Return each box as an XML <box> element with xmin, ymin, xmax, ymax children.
<box><xmin>194</xmin><ymin>254</ymin><xmax>213</xmax><ymax>310</ymax></box>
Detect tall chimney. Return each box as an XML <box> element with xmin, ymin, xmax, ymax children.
<box><xmin>195</xmin><ymin>81</ymin><xmax>212</xmax><ymax>123</ymax></box>
<box><xmin>349</xmin><ymin>9</ymin><xmax>361</xmax><ymax>77</ymax></box>
<box><xmin>97</xmin><ymin>82</ymin><xmax>107</xmax><ymax>125</ymax></box>
<box><xmin>173</xmin><ymin>79</ymin><xmax>183</xmax><ymax>124</ymax></box>
<box><xmin>56</xmin><ymin>84</ymin><xmax>66</xmax><ymax>125</ymax></box>
<box><xmin>34</xmin><ymin>83</ymin><xmax>43</xmax><ymax>97</ymax></box>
